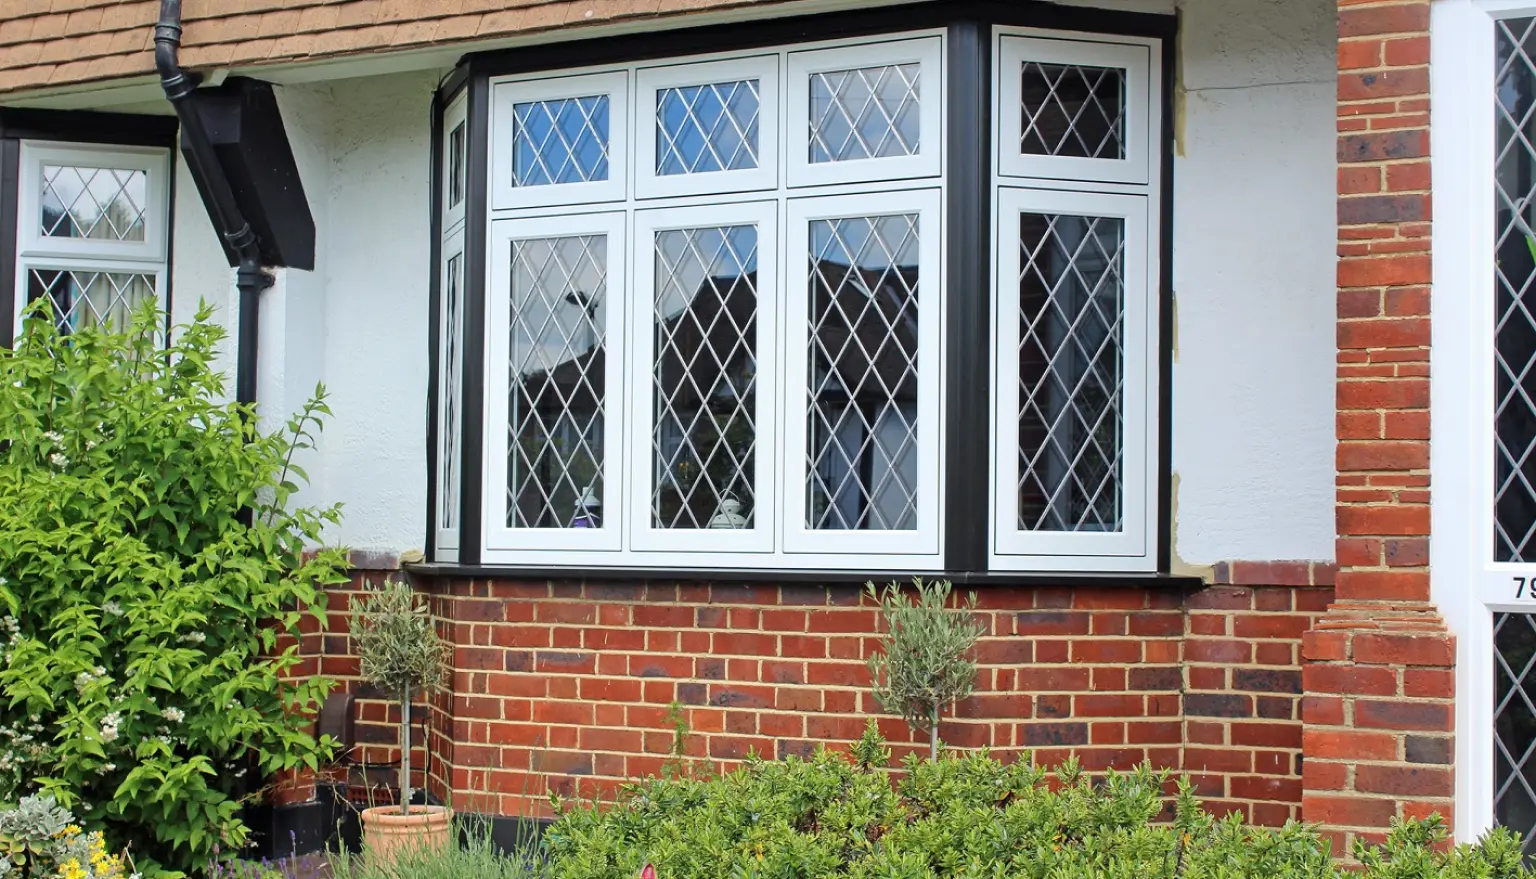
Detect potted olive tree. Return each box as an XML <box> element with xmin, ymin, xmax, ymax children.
<box><xmin>866</xmin><ymin>578</ymin><xmax>984</xmax><ymax>760</ymax></box>
<box><xmin>352</xmin><ymin>577</ymin><xmax>451</xmax><ymax>858</ymax></box>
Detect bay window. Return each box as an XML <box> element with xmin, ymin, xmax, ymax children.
<box><xmin>428</xmin><ymin>6</ymin><xmax>1170</xmax><ymax>575</ymax></box>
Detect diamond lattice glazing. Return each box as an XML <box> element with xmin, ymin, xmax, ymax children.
<box><xmin>511</xmin><ymin>96</ymin><xmax>611</xmax><ymax>187</ymax></box>
<box><xmin>506</xmin><ymin>235</ymin><xmax>608</xmax><ymax>529</ymax></box>
<box><xmin>651</xmin><ymin>225</ymin><xmax>759</xmax><ymax>529</ymax></box>
<box><xmin>805</xmin><ymin>214</ymin><xmax>921</xmax><ymax>531</ymax></box>
<box><xmin>1016</xmin><ymin>213</ymin><xmax>1125</xmax><ymax>533</ymax></box>
<box><xmin>40</xmin><ymin>165</ymin><xmax>147</xmax><ymax>241</ymax></box>
<box><xmin>27</xmin><ymin>268</ymin><xmax>155</xmax><ymax>333</ymax></box>
<box><xmin>1496</xmin><ymin>16</ymin><xmax>1536</xmax><ymax>562</ymax></box>
<box><xmin>808</xmin><ymin>64</ymin><xmax>920</xmax><ymax>164</ymax></box>
<box><xmin>439</xmin><ymin>253</ymin><xmax>464</xmax><ymax>532</ymax></box>
<box><xmin>1020</xmin><ymin>62</ymin><xmax>1126</xmax><ymax>160</ymax></box>
<box><xmin>1496</xmin><ymin>612</ymin><xmax>1536</xmax><ymax>861</ymax></box>
<box><xmin>657</xmin><ymin>80</ymin><xmax>761</xmax><ymax>176</ymax></box>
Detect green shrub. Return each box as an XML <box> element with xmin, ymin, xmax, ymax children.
<box><xmin>0</xmin><ymin>302</ymin><xmax>348</xmax><ymax>875</ymax></box>
<box><xmin>328</xmin><ymin>818</ymin><xmax>537</xmax><ymax>879</ymax></box>
<box><xmin>542</xmin><ymin>723</ymin><xmax>1533</xmax><ymax>879</ymax></box>
<box><xmin>865</xmin><ymin>579</ymin><xmax>983</xmax><ymax>759</ymax></box>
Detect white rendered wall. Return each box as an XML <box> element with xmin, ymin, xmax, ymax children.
<box><xmin>1169</xmin><ymin>0</ymin><xmax>1338</xmax><ymax>566</ymax></box>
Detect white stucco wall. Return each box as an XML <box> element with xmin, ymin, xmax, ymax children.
<box><xmin>260</xmin><ymin>72</ymin><xmax>437</xmax><ymax>554</ymax></box>
<box><xmin>159</xmin><ymin>0</ymin><xmax>1339</xmax><ymax>563</ymax></box>
<box><xmin>1169</xmin><ymin>0</ymin><xmax>1338</xmax><ymax>566</ymax></box>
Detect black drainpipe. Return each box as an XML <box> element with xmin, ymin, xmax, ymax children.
<box><xmin>154</xmin><ymin>0</ymin><xmax>269</xmax><ymax>407</ymax></box>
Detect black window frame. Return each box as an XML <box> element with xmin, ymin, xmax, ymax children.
<box><xmin>0</xmin><ymin>107</ymin><xmax>180</xmax><ymax>345</ymax></box>
<box><xmin>423</xmin><ymin>0</ymin><xmax>1181</xmax><ymax>585</ymax></box>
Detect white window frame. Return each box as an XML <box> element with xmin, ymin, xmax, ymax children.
<box><xmin>442</xmin><ymin>93</ymin><xmax>469</xmax><ymax>237</ymax></box>
<box><xmin>781</xmin><ymin>187</ymin><xmax>945</xmax><ymax>560</ymax></box>
<box><xmin>13</xmin><ymin>141</ymin><xmax>171</xmax><ymax>336</ymax></box>
<box><xmin>484</xmin><ymin>210</ymin><xmax>629</xmax><ymax>557</ymax></box>
<box><xmin>435</xmin><ymin>228</ymin><xmax>466</xmax><ymax>561</ymax></box>
<box><xmin>490</xmin><ymin>71</ymin><xmax>630</xmax><ymax>211</ymax></box>
<box><xmin>996</xmin><ymin>34</ymin><xmax>1153</xmax><ymax>185</ymax></box>
<box><xmin>1430</xmin><ymin>0</ymin><xmax>1536</xmax><ymax>844</ymax></box>
<box><xmin>16</xmin><ymin>142</ymin><xmax>170</xmax><ymax>264</ymax></box>
<box><xmin>635</xmin><ymin>55</ymin><xmax>781</xmax><ymax>200</ymax></box>
<box><xmin>991</xmin><ymin>188</ymin><xmax>1152</xmax><ymax>566</ymax></box>
<box><xmin>629</xmin><ymin>200</ymin><xmax>781</xmax><ymax>556</ymax></box>
<box><xmin>786</xmin><ymin>35</ymin><xmax>945</xmax><ymax>189</ymax></box>
<box><xmin>473</xmin><ymin>30</ymin><xmax>953</xmax><ymax>571</ymax></box>
<box><xmin>987</xmin><ymin>27</ymin><xmax>1162</xmax><ymax>574</ymax></box>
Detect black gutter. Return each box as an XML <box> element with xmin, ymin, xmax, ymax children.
<box><xmin>154</xmin><ymin>0</ymin><xmax>270</xmax><ymax>407</ymax></box>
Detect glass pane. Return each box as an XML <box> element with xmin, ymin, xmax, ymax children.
<box><xmin>805</xmin><ymin>214</ymin><xmax>920</xmax><ymax>531</ymax></box>
<box><xmin>1496</xmin><ymin>17</ymin><xmax>1536</xmax><ymax>561</ymax></box>
<box><xmin>40</xmin><ymin>165</ymin><xmax>147</xmax><ymax>241</ymax></box>
<box><xmin>27</xmin><ymin>268</ymin><xmax>155</xmax><ymax>334</ymax></box>
<box><xmin>808</xmin><ymin>63</ymin><xmax>920</xmax><ymax>164</ymax></box>
<box><xmin>448</xmin><ymin>122</ymin><xmax>467</xmax><ymax>208</ymax></box>
<box><xmin>1495</xmin><ymin>612</ymin><xmax>1536</xmax><ymax>862</ymax></box>
<box><xmin>511</xmin><ymin>95</ymin><xmax>610</xmax><ymax>187</ymax></box>
<box><xmin>1020</xmin><ymin>62</ymin><xmax>1127</xmax><ymax>160</ymax></box>
<box><xmin>507</xmin><ymin>235</ymin><xmax>608</xmax><ymax>529</ymax></box>
<box><xmin>657</xmin><ymin>80</ymin><xmax>760</xmax><ymax>176</ymax></box>
<box><xmin>651</xmin><ymin>225</ymin><xmax>759</xmax><ymax>529</ymax></box>
<box><xmin>1016</xmin><ymin>213</ymin><xmax>1125</xmax><ymax>533</ymax></box>
<box><xmin>439</xmin><ymin>253</ymin><xmax>464</xmax><ymax>532</ymax></box>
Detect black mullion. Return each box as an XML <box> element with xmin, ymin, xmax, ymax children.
<box><xmin>1155</xmin><ymin>19</ymin><xmax>1178</xmax><ymax>574</ymax></box>
<box><xmin>425</xmin><ymin>90</ymin><xmax>446</xmax><ymax>560</ymax></box>
<box><xmin>943</xmin><ymin>20</ymin><xmax>991</xmax><ymax>573</ymax></box>
<box><xmin>457</xmin><ymin>74</ymin><xmax>492</xmax><ymax>566</ymax></box>
<box><xmin>0</xmin><ymin>137</ymin><xmax>18</xmax><ymax>345</ymax></box>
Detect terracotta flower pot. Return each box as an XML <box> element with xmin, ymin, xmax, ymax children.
<box><xmin>360</xmin><ymin>804</ymin><xmax>452</xmax><ymax>861</ymax></box>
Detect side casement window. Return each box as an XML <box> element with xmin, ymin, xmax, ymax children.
<box><xmin>430</xmin><ymin>16</ymin><xmax>1167</xmax><ymax>574</ymax></box>
<box><xmin>2</xmin><ymin>130</ymin><xmax>173</xmax><ymax>339</ymax></box>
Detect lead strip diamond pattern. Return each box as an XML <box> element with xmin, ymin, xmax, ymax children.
<box><xmin>808</xmin><ymin>63</ymin><xmax>921</xmax><ymax>164</ymax></box>
<box><xmin>439</xmin><ymin>253</ymin><xmax>464</xmax><ymax>532</ymax></box>
<box><xmin>40</xmin><ymin>164</ymin><xmax>147</xmax><ymax>241</ymax></box>
<box><xmin>511</xmin><ymin>96</ymin><xmax>611</xmax><ymax>187</ymax></box>
<box><xmin>1020</xmin><ymin>62</ymin><xmax>1127</xmax><ymax>160</ymax></box>
<box><xmin>657</xmin><ymin>80</ymin><xmax>761</xmax><ymax>176</ymax></box>
<box><xmin>651</xmin><ymin>226</ymin><xmax>759</xmax><ymax>529</ymax></box>
<box><xmin>1495</xmin><ymin>17</ymin><xmax>1536</xmax><ymax>562</ymax></box>
<box><xmin>507</xmin><ymin>235</ymin><xmax>608</xmax><ymax>529</ymax></box>
<box><xmin>806</xmin><ymin>214</ymin><xmax>921</xmax><ymax>531</ymax></box>
<box><xmin>1496</xmin><ymin>612</ymin><xmax>1536</xmax><ymax>861</ymax></box>
<box><xmin>27</xmin><ymin>268</ymin><xmax>155</xmax><ymax>334</ymax></box>
<box><xmin>1016</xmin><ymin>213</ymin><xmax>1125</xmax><ymax>533</ymax></box>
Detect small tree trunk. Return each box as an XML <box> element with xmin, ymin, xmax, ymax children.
<box><xmin>401</xmin><ymin>685</ymin><xmax>412</xmax><ymax>817</ymax></box>
<box><xmin>929</xmin><ymin>705</ymin><xmax>940</xmax><ymax>761</ymax></box>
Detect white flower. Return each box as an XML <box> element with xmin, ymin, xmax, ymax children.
<box><xmin>162</xmin><ymin>707</ymin><xmax>184</xmax><ymax>724</ymax></box>
<box><xmin>42</xmin><ymin>431</ymin><xmax>62</xmax><ymax>446</ymax></box>
<box><xmin>183</xmin><ymin>631</ymin><xmax>206</xmax><ymax>644</ymax></box>
<box><xmin>102</xmin><ymin>601</ymin><xmax>123</xmax><ymax>617</ymax></box>
<box><xmin>48</xmin><ymin>452</ymin><xmax>68</xmax><ymax>469</ymax></box>
<box><xmin>103</xmin><ymin>762</ymin><xmax>116</xmax><ymax>772</ymax></box>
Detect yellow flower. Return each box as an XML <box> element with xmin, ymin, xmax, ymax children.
<box><xmin>57</xmin><ymin>856</ymin><xmax>87</xmax><ymax>879</ymax></box>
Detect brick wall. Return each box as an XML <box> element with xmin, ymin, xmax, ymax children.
<box><xmin>1308</xmin><ymin>0</ymin><xmax>1457</xmax><ymax>854</ymax></box>
<box><xmin>306</xmin><ymin>568</ymin><xmax>1331</xmax><ymax>826</ymax></box>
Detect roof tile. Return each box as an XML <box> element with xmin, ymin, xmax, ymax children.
<box><xmin>0</xmin><ymin>0</ymin><xmax>800</xmax><ymax>96</ymax></box>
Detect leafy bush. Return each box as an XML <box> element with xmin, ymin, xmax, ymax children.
<box><xmin>0</xmin><ymin>303</ymin><xmax>348</xmax><ymax>875</ymax></box>
<box><xmin>352</xmin><ymin>578</ymin><xmax>449</xmax><ymax>815</ymax></box>
<box><xmin>543</xmin><ymin>723</ymin><xmax>1533</xmax><ymax>879</ymax></box>
<box><xmin>865</xmin><ymin>579</ymin><xmax>983</xmax><ymax>759</ymax></box>
<box><xmin>0</xmin><ymin>794</ymin><xmax>129</xmax><ymax>879</ymax></box>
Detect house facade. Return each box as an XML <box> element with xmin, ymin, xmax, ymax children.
<box><xmin>0</xmin><ymin>0</ymin><xmax>1505</xmax><ymax>859</ymax></box>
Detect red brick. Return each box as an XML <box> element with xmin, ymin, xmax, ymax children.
<box><xmin>1337</xmin><ymin>255</ymin><xmax>1431</xmax><ymax>287</ymax></box>
<box><xmin>1355</xmin><ymin>699</ymin><xmax>1452</xmax><ymax>732</ymax></box>
<box><xmin>1338</xmin><ymin>4</ymin><xmax>1429</xmax><ymax>38</ymax></box>
<box><xmin>1304</xmin><ymin>664</ymin><xmax>1397</xmax><ymax>696</ymax></box>
<box><xmin>1353</xmin><ymin>632</ymin><xmax>1454</xmax><ymax>667</ymax></box>
<box><xmin>1355</xmin><ymin>765</ymin><xmax>1453</xmax><ymax>798</ymax></box>
<box><xmin>1303</xmin><ymin>728</ymin><xmax>1398</xmax><ymax>761</ymax></box>
<box><xmin>1303</xmin><ymin>795</ymin><xmax>1398</xmax><ymax>829</ymax></box>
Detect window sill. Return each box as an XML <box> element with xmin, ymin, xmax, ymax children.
<box><xmin>404</xmin><ymin>562</ymin><xmax>1203</xmax><ymax>589</ymax></box>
